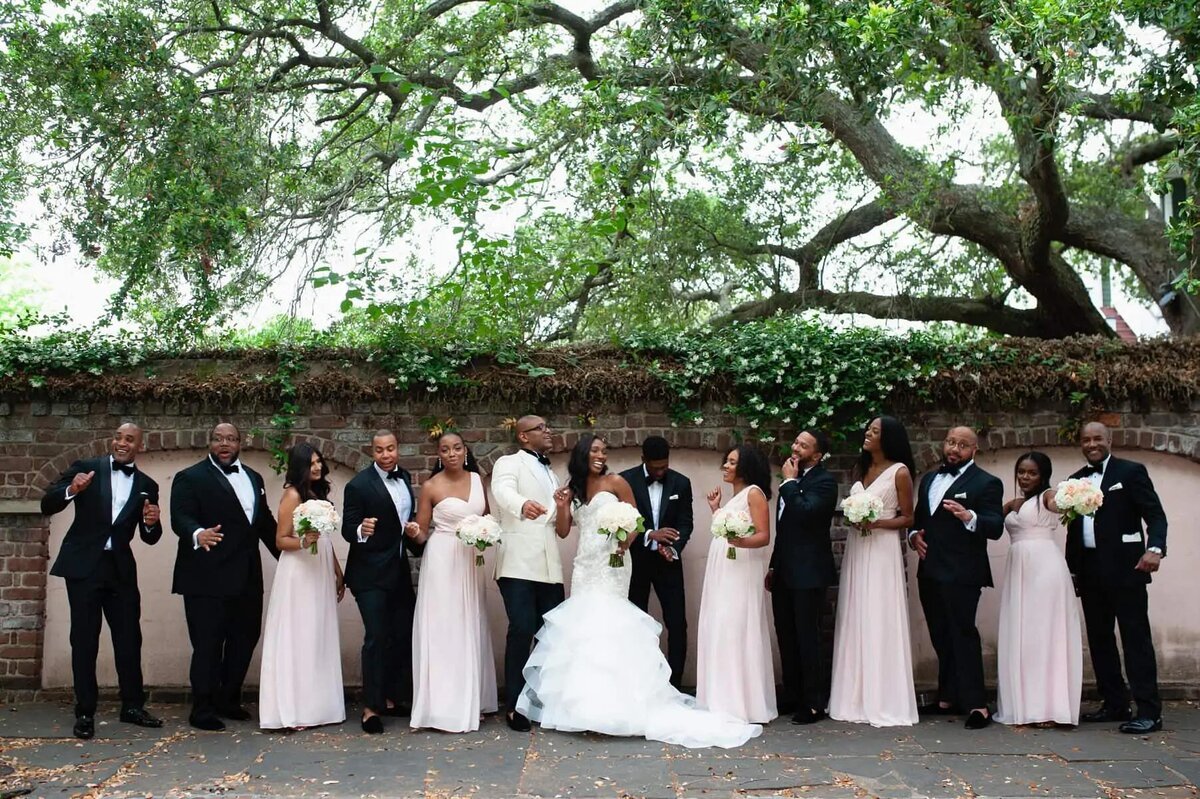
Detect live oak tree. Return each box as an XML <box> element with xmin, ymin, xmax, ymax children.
<box><xmin>1</xmin><ymin>0</ymin><xmax>1197</xmax><ymax>339</ymax></box>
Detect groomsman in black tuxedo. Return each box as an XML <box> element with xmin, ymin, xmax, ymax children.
<box><xmin>1068</xmin><ymin>422</ymin><xmax>1167</xmax><ymax>734</ymax></box>
<box><xmin>909</xmin><ymin>426</ymin><xmax>1004</xmax><ymax>729</ymax></box>
<box><xmin>171</xmin><ymin>422</ymin><xmax>279</xmax><ymax>731</ymax></box>
<box><xmin>766</xmin><ymin>429</ymin><xmax>838</xmax><ymax>725</ymax></box>
<box><xmin>41</xmin><ymin>423</ymin><xmax>164</xmax><ymax>740</ymax></box>
<box><xmin>341</xmin><ymin>430</ymin><xmax>421</xmax><ymax>734</ymax></box>
<box><xmin>621</xmin><ymin>436</ymin><xmax>694</xmax><ymax>688</ymax></box>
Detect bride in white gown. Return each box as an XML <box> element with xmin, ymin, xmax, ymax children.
<box><xmin>516</xmin><ymin>434</ymin><xmax>762</xmax><ymax>749</ymax></box>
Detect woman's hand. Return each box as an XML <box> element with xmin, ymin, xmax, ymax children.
<box><xmin>335</xmin><ymin>575</ymin><xmax>346</xmax><ymax>603</ymax></box>
<box><xmin>1003</xmin><ymin>497</ymin><xmax>1026</xmax><ymax>515</ymax></box>
<box><xmin>301</xmin><ymin>531</ymin><xmax>320</xmax><ymax>549</ymax></box>
<box><xmin>706</xmin><ymin>487</ymin><xmax>722</xmax><ymax>513</ymax></box>
<box><xmin>553</xmin><ymin>486</ymin><xmax>573</xmax><ymax>508</ymax></box>
<box><xmin>404</xmin><ymin>521</ymin><xmax>422</xmax><ymax>539</ymax></box>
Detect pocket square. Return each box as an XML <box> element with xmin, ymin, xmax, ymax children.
<box><xmin>1121</xmin><ymin>532</ymin><xmax>1142</xmax><ymax>543</ymax></box>
<box><xmin>954</xmin><ymin>492</ymin><xmax>967</xmax><ymax>499</ymax></box>
<box><xmin>1108</xmin><ymin>482</ymin><xmax>1123</xmax><ymax>491</ymax></box>
<box><xmin>668</xmin><ymin>494</ymin><xmax>679</xmax><ymax>501</ymax></box>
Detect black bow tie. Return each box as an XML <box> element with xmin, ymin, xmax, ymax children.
<box><xmin>938</xmin><ymin>464</ymin><xmax>960</xmax><ymax>477</ymax></box>
<box><xmin>646</xmin><ymin>477</ymin><xmax>663</xmax><ymax>486</ymax></box>
<box><xmin>1083</xmin><ymin>464</ymin><xmax>1104</xmax><ymax>476</ymax></box>
<box><xmin>523</xmin><ymin>449</ymin><xmax>552</xmax><ymax>467</ymax></box>
<box><xmin>217</xmin><ymin>462</ymin><xmax>240</xmax><ymax>475</ymax></box>
<box><xmin>386</xmin><ymin>469</ymin><xmax>404</xmax><ymax>481</ymax></box>
<box><xmin>112</xmin><ymin>461</ymin><xmax>135</xmax><ymax>477</ymax></box>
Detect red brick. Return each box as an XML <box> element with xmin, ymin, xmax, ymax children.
<box><xmin>0</xmin><ymin>645</ymin><xmax>38</xmax><ymax>659</ymax></box>
<box><xmin>1</xmin><ymin>587</ymin><xmax>42</xmax><ymax>600</ymax></box>
<box><xmin>4</xmin><ymin>557</ymin><xmax>45</xmax><ymax>572</ymax></box>
<box><xmin>20</xmin><ymin>573</ymin><xmax>45</xmax><ymax>588</ymax></box>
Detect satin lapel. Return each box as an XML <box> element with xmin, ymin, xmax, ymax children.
<box><xmin>628</xmin><ymin>469</ymin><xmax>652</xmax><ymax>521</ymax></box>
<box><xmin>367</xmin><ymin>469</ymin><xmax>403</xmax><ymax>525</ymax></box>
<box><xmin>518</xmin><ymin>454</ymin><xmax>553</xmax><ymax>504</ymax></box>
<box><xmin>207</xmin><ymin>459</ymin><xmax>243</xmax><ymax>513</ymax></box>
<box><xmin>936</xmin><ymin>464</ymin><xmax>977</xmax><ymax>515</ymax></box>
<box><xmin>111</xmin><ymin>469</ymin><xmax>143</xmax><ymax>529</ymax></box>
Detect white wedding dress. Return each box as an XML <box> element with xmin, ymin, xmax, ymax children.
<box><xmin>516</xmin><ymin>491</ymin><xmax>762</xmax><ymax>748</ymax></box>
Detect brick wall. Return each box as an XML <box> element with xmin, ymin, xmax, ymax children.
<box><xmin>2</xmin><ymin>392</ymin><xmax>1198</xmax><ymax>691</ymax></box>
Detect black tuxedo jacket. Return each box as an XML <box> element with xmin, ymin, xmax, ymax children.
<box><xmin>914</xmin><ymin>463</ymin><xmax>1004</xmax><ymax>587</ymax></box>
<box><xmin>769</xmin><ymin>465</ymin><xmax>839</xmax><ymax>590</ymax></box>
<box><xmin>341</xmin><ymin>465</ymin><xmax>419</xmax><ymax>593</ymax></box>
<box><xmin>169</xmin><ymin>458</ymin><xmax>279</xmax><ymax>596</ymax></box>
<box><xmin>1065</xmin><ymin>456</ymin><xmax>1167</xmax><ymax>586</ymax></box>
<box><xmin>42</xmin><ymin>456</ymin><xmax>163</xmax><ymax>582</ymax></box>
<box><xmin>620</xmin><ymin>465</ymin><xmax>694</xmax><ymax>558</ymax></box>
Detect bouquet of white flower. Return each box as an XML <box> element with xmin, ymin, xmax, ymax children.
<box><xmin>841</xmin><ymin>492</ymin><xmax>885</xmax><ymax>536</ymax></box>
<box><xmin>1053</xmin><ymin>478</ymin><xmax>1104</xmax><ymax>525</ymax></box>
<box><xmin>594</xmin><ymin>501</ymin><xmax>644</xmax><ymax>568</ymax></box>
<box><xmin>711</xmin><ymin>507</ymin><xmax>754</xmax><ymax>559</ymax></box>
<box><xmin>293</xmin><ymin>499</ymin><xmax>340</xmax><ymax>555</ymax></box>
<box><xmin>455</xmin><ymin>514</ymin><xmax>502</xmax><ymax>566</ymax></box>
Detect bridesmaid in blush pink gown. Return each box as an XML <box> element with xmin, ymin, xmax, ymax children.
<box><xmin>259</xmin><ymin>444</ymin><xmax>346</xmax><ymax>731</ymax></box>
<box><xmin>696</xmin><ymin>445</ymin><xmax>777</xmax><ymax>724</ymax></box>
<box><xmin>995</xmin><ymin>451</ymin><xmax>1081</xmax><ymax>726</ymax></box>
<box><xmin>828</xmin><ymin>416</ymin><xmax>919</xmax><ymax>727</ymax></box>
<box><xmin>408</xmin><ymin>432</ymin><xmax>498</xmax><ymax>732</ymax></box>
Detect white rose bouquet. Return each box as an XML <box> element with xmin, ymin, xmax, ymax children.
<box><xmin>1053</xmin><ymin>478</ymin><xmax>1104</xmax><ymax>525</ymax></box>
<box><xmin>455</xmin><ymin>514</ymin><xmax>502</xmax><ymax>566</ymax></box>
<box><xmin>594</xmin><ymin>501</ymin><xmax>644</xmax><ymax>568</ymax></box>
<box><xmin>711</xmin><ymin>507</ymin><xmax>754</xmax><ymax>559</ymax></box>
<box><xmin>841</xmin><ymin>492</ymin><xmax>885</xmax><ymax>537</ymax></box>
<box><xmin>293</xmin><ymin>499</ymin><xmax>340</xmax><ymax>555</ymax></box>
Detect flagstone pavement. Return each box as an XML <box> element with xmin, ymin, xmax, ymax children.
<box><xmin>0</xmin><ymin>700</ymin><xmax>1196</xmax><ymax>799</ymax></box>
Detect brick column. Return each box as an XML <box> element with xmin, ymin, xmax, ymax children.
<box><xmin>0</xmin><ymin>503</ymin><xmax>49</xmax><ymax>690</ymax></box>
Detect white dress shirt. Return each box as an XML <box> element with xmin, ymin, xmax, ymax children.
<box><xmin>1081</xmin><ymin>455</ymin><xmax>1110</xmax><ymax>549</ymax></box>
<box><xmin>65</xmin><ymin>455</ymin><xmax>134</xmax><ymax>550</ymax></box>
<box><xmin>357</xmin><ymin>463</ymin><xmax>413</xmax><ymax>542</ymax></box>
<box><xmin>193</xmin><ymin>456</ymin><xmax>255</xmax><ymax>549</ymax></box>
<box><xmin>644</xmin><ymin>466</ymin><xmax>664</xmax><ymax>550</ymax></box>
<box><xmin>925</xmin><ymin>459</ymin><xmax>977</xmax><ymax>532</ymax></box>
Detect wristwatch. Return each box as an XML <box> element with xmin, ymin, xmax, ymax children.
<box><xmin>1147</xmin><ymin>546</ymin><xmax>1164</xmax><ymax>556</ymax></box>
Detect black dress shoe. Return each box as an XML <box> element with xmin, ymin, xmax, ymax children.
<box><xmin>215</xmin><ymin>704</ymin><xmax>253</xmax><ymax>721</ymax></box>
<box><xmin>361</xmin><ymin>715</ymin><xmax>384</xmax><ymax>734</ymax></box>
<box><xmin>120</xmin><ymin>707</ymin><xmax>163</xmax><ymax>728</ymax></box>
<box><xmin>73</xmin><ymin>715</ymin><xmax>95</xmax><ymax>740</ymax></box>
<box><xmin>965</xmin><ymin>710</ymin><xmax>992</xmax><ymax>729</ymax></box>
<box><xmin>1081</xmin><ymin>705</ymin><xmax>1132</xmax><ymax>723</ymax></box>
<box><xmin>790</xmin><ymin>709</ymin><xmax>827</xmax><ymax>725</ymax></box>
<box><xmin>506</xmin><ymin>711</ymin><xmax>531</xmax><ymax>732</ymax></box>
<box><xmin>189</xmin><ymin>712</ymin><xmax>226</xmax><ymax>731</ymax></box>
<box><xmin>1119</xmin><ymin>717</ymin><xmax>1163</xmax><ymax>734</ymax></box>
<box><xmin>918</xmin><ymin>703</ymin><xmax>958</xmax><ymax>716</ymax></box>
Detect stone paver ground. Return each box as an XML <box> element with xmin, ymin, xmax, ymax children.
<box><xmin>0</xmin><ymin>700</ymin><xmax>1196</xmax><ymax>799</ymax></box>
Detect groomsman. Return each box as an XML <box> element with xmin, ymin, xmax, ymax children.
<box><xmin>41</xmin><ymin>423</ymin><xmax>164</xmax><ymax>739</ymax></box>
<box><xmin>171</xmin><ymin>422</ymin><xmax>279</xmax><ymax>731</ymax></box>
<box><xmin>909</xmin><ymin>426</ymin><xmax>1004</xmax><ymax>729</ymax></box>
<box><xmin>1067</xmin><ymin>422</ymin><xmax>1167</xmax><ymax>734</ymax></box>
<box><xmin>491</xmin><ymin>414</ymin><xmax>565</xmax><ymax>731</ymax></box>
<box><xmin>341</xmin><ymin>430</ymin><xmax>421</xmax><ymax>734</ymax></box>
<box><xmin>766</xmin><ymin>429</ymin><xmax>838</xmax><ymax>724</ymax></box>
<box><xmin>621</xmin><ymin>436</ymin><xmax>693</xmax><ymax>689</ymax></box>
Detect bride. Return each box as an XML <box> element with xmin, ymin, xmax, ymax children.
<box><xmin>516</xmin><ymin>434</ymin><xmax>762</xmax><ymax>749</ymax></box>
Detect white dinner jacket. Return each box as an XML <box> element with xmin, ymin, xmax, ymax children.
<box><xmin>490</xmin><ymin>451</ymin><xmax>563</xmax><ymax>583</ymax></box>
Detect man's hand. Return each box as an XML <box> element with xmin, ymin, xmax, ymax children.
<box><xmin>781</xmin><ymin>457</ymin><xmax>799</xmax><ymax>481</ymax></box>
<box><xmin>521</xmin><ymin>500</ymin><xmax>548</xmax><ymax>520</ymax></box>
<box><xmin>197</xmin><ymin>525</ymin><xmax>223</xmax><ymax>551</ymax></box>
<box><xmin>360</xmin><ymin>517</ymin><xmax>377</xmax><ymax>538</ymax></box>
<box><xmin>69</xmin><ymin>471</ymin><xmax>95</xmax><ymax>495</ymax></box>
<box><xmin>909</xmin><ymin>529</ymin><xmax>928</xmax><ymax>559</ymax></box>
<box><xmin>657</xmin><ymin>546</ymin><xmax>676</xmax><ymax>563</ymax></box>
<box><xmin>1134</xmin><ymin>551</ymin><xmax>1162</xmax><ymax>574</ymax></box>
<box><xmin>142</xmin><ymin>499</ymin><xmax>160</xmax><ymax>527</ymax></box>
<box><xmin>764</xmin><ymin>568</ymin><xmax>773</xmax><ymax>593</ymax></box>
<box><xmin>647</xmin><ymin>528</ymin><xmax>680</xmax><ymax>546</ymax></box>
<box><xmin>940</xmin><ymin>499</ymin><xmax>973</xmax><ymax>523</ymax></box>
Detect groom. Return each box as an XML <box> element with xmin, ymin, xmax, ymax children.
<box><xmin>909</xmin><ymin>426</ymin><xmax>1004</xmax><ymax>729</ymax></box>
<box><xmin>491</xmin><ymin>414</ymin><xmax>565</xmax><ymax>731</ymax></box>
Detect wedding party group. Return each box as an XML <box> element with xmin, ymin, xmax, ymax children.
<box><xmin>41</xmin><ymin>412</ymin><xmax>1169</xmax><ymax>748</ymax></box>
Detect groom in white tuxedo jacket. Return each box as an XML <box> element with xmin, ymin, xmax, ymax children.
<box><xmin>490</xmin><ymin>415</ymin><xmax>568</xmax><ymax>731</ymax></box>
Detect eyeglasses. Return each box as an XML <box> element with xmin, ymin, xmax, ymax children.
<box><xmin>519</xmin><ymin>423</ymin><xmax>549</xmax><ymax>434</ymax></box>
<box><xmin>211</xmin><ymin>435</ymin><xmax>241</xmax><ymax>444</ymax></box>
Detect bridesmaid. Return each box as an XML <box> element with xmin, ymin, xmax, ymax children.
<box><xmin>995</xmin><ymin>451</ymin><xmax>1082</xmax><ymax>726</ymax></box>
<box><xmin>696</xmin><ymin>445</ymin><xmax>777</xmax><ymax>724</ymax></box>
<box><xmin>407</xmin><ymin>432</ymin><xmax>499</xmax><ymax>732</ymax></box>
<box><xmin>828</xmin><ymin>416</ymin><xmax>919</xmax><ymax>727</ymax></box>
<box><xmin>259</xmin><ymin>444</ymin><xmax>346</xmax><ymax>731</ymax></box>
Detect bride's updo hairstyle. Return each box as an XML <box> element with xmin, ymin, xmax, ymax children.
<box><xmin>284</xmin><ymin>442</ymin><xmax>331</xmax><ymax>502</ymax></box>
<box><xmin>728</xmin><ymin>444</ymin><xmax>772</xmax><ymax>500</ymax></box>
<box><xmin>567</xmin><ymin>433</ymin><xmax>608</xmax><ymax>506</ymax></box>
<box><xmin>429</xmin><ymin>431</ymin><xmax>481</xmax><ymax>477</ymax></box>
